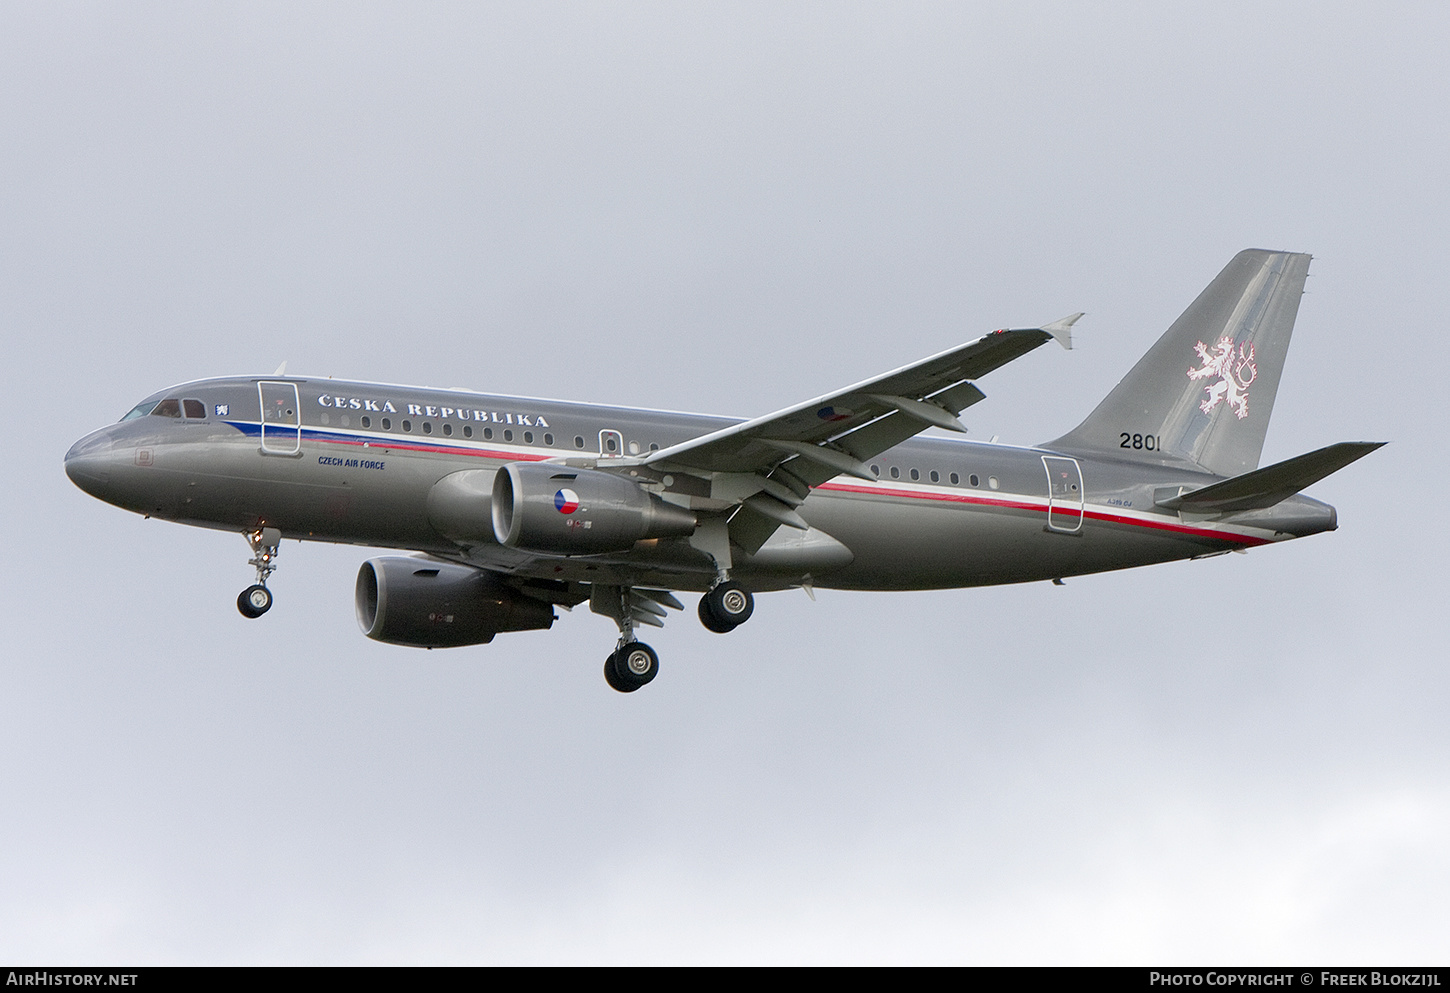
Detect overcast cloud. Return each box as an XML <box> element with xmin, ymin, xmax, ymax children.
<box><xmin>2</xmin><ymin>2</ymin><xmax>1445</xmax><ymax>964</ymax></box>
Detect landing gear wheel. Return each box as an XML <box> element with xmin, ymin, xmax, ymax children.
<box><xmin>607</xmin><ymin>642</ymin><xmax>659</xmax><ymax>692</ymax></box>
<box><xmin>603</xmin><ymin>652</ymin><xmax>637</xmax><ymax>693</ymax></box>
<box><xmin>237</xmin><ymin>584</ymin><xmax>273</xmax><ymax>619</ymax></box>
<box><xmin>700</xmin><ymin>582</ymin><xmax>753</xmax><ymax>633</ymax></box>
<box><xmin>698</xmin><ymin>595</ymin><xmax>736</xmax><ymax>633</ymax></box>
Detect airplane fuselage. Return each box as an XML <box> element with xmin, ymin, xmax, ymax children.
<box><xmin>65</xmin><ymin>375</ymin><xmax>1337</xmax><ymax>595</ymax></box>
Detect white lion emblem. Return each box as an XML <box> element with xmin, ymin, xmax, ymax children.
<box><xmin>1187</xmin><ymin>336</ymin><xmax>1257</xmax><ymax>419</ymax></box>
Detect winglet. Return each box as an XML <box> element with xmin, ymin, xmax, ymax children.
<box><xmin>1041</xmin><ymin>313</ymin><xmax>1083</xmax><ymax>350</ymax></box>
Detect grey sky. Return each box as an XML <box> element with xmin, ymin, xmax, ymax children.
<box><xmin>2</xmin><ymin>2</ymin><xmax>1445</xmax><ymax>963</ymax></box>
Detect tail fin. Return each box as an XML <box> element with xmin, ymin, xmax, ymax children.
<box><xmin>1048</xmin><ymin>249</ymin><xmax>1311</xmax><ymax>476</ymax></box>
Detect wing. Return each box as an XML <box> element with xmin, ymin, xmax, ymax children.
<box><xmin>644</xmin><ymin>316</ymin><xmax>1080</xmax><ymax>553</ymax></box>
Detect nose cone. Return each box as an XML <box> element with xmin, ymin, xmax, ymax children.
<box><xmin>64</xmin><ymin>429</ymin><xmax>115</xmax><ymax>498</ymax></box>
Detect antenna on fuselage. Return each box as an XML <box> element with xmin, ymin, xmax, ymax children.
<box><xmin>273</xmin><ymin>361</ymin><xmax>288</xmax><ymax>376</ymax></box>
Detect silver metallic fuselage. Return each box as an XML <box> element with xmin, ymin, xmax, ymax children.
<box><xmin>64</xmin><ymin>375</ymin><xmax>1337</xmax><ymax>594</ymax></box>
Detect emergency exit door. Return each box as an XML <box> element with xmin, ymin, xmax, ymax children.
<box><xmin>258</xmin><ymin>381</ymin><xmax>301</xmax><ymax>455</ymax></box>
<box><xmin>1042</xmin><ymin>456</ymin><xmax>1083</xmax><ymax>533</ymax></box>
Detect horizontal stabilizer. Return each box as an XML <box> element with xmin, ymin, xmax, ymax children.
<box><xmin>1156</xmin><ymin>442</ymin><xmax>1385</xmax><ymax>514</ymax></box>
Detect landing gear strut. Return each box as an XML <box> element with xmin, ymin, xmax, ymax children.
<box><xmin>699</xmin><ymin>581</ymin><xmax>754</xmax><ymax>633</ymax></box>
<box><xmin>237</xmin><ymin>527</ymin><xmax>281</xmax><ymax>619</ymax></box>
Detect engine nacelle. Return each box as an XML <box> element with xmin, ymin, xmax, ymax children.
<box><xmin>491</xmin><ymin>462</ymin><xmax>697</xmax><ymax>554</ymax></box>
<box><xmin>355</xmin><ymin>556</ymin><xmax>555</xmax><ymax>648</ymax></box>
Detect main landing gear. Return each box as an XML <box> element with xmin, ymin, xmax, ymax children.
<box><xmin>591</xmin><ymin>579</ymin><xmax>754</xmax><ymax>693</ymax></box>
<box><xmin>604</xmin><ymin>641</ymin><xmax>659</xmax><ymax>693</ymax></box>
<box><xmin>593</xmin><ymin>586</ymin><xmax>669</xmax><ymax>693</ymax></box>
<box><xmin>237</xmin><ymin>527</ymin><xmax>281</xmax><ymax>619</ymax></box>
<box><xmin>698</xmin><ymin>581</ymin><xmax>754</xmax><ymax>634</ymax></box>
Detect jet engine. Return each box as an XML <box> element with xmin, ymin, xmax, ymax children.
<box><xmin>355</xmin><ymin>556</ymin><xmax>555</xmax><ymax>648</ymax></box>
<box><xmin>491</xmin><ymin>462</ymin><xmax>696</xmax><ymax>555</ymax></box>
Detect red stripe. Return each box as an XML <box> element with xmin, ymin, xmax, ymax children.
<box><xmin>1079</xmin><ymin>507</ymin><xmax>1269</xmax><ymax>545</ymax></box>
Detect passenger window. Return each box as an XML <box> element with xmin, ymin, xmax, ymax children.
<box><xmin>504</xmin><ymin>429</ymin><xmax>513</xmax><ymax>442</ymax></box>
<box><xmin>182</xmin><ymin>399</ymin><xmax>206</xmax><ymax>419</ymax></box>
<box><xmin>150</xmin><ymin>398</ymin><xmax>182</xmax><ymax>418</ymax></box>
<box><xmin>422</xmin><ymin>422</ymin><xmax>432</xmax><ymax>435</ymax></box>
<box><xmin>950</xmin><ymin>472</ymin><xmax>959</xmax><ymax>485</ymax></box>
<box><xmin>871</xmin><ymin>465</ymin><xmax>880</xmax><ymax>476</ymax></box>
<box><xmin>575</xmin><ymin>436</ymin><xmax>585</xmax><ymax>449</ymax></box>
<box><xmin>930</xmin><ymin>470</ymin><xmax>939</xmax><ymax>482</ymax></box>
<box><xmin>545</xmin><ymin>434</ymin><xmax>554</xmax><ymax>446</ymax></box>
<box><xmin>969</xmin><ymin>474</ymin><xmax>979</xmax><ymax>487</ymax></box>
<box><xmin>524</xmin><ymin>431</ymin><xmax>533</xmax><ymax>444</ymax></box>
<box><xmin>402</xmin><ymin>420</ymin><xmax>412</xmax><ymax>432</ymax></box>
<box><xmin>381</xmin><ymin>418</ymin><xmax>391</xmax><ymax>430</ymax></box>
<box><xmin>909</xmin><ymin>468</ymin><xmax>919</xmax><ymax>481</ymax></box>
<box><xmin>362</xmin><ymin>416</ymin><xmax>372</xmax><ymax>429</ymax></box>
<box><xmin>463</xmin><ymin>425</ymin><xmax>472</xmax><ymax>438</ymax></box>
<box><xmin>442</xmin><ymin>423</ymin><xmax>452</xmax><ymax>437</ymax></box>
<box><xmin>483</xmin><ymin>427</ymin><xmax>493</xmax><ymax>440</ymax></box>
<box><xmin>889</xmin><ymin>466</ymin><xmax>900</xmax><ymax>479</ymax></box>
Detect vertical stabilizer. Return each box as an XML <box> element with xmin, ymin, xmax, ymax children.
<box><xmin>1047</xmin><ymin>249</ymin><xmax>1311</xmax><ymax>476</ymax></box>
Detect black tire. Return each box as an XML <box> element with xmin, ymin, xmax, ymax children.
<box><xmin>698</xmin><ymin>594</ymin><xmax>737</xmax><ymax>633</ymax></box>
<box><xmin>237</xmin><ymin>584</ymin><xmax>272</xmax><ymax>619</ymax></box>
<box><xmin>603</xmin><ymin>652</ymin><xmax>638</xmax><ymax>693</ymax></box>
<box><xmin>609</xmin><ymin>642</ymin><xmax>659</xmax><ymax>690</ymax></box>
<box><xmin>701</xmin><ymin>582</ymin><xmax>753</xmax><ymax>631</ymax></box>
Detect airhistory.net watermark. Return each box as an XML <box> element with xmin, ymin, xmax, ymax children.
<box><xmin>5</xmin><ymin>974</ymin><xmax>138</xmax><ymax>986</ymax></box>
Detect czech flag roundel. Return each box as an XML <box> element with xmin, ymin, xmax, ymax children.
<box><xmin>554</xmin><ymin>488</ymin><xmax>580</xmax><ymax>514</ymax></box>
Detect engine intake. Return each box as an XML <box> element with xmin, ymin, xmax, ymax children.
<box><xmin>355</xmin><ymin>556</ymin><xmax>555</xmax><ymax>648</ymax></box>
<box><xmin>491</xmin><ymin>463</ymin><xmax>696</xmax><ymax>554</ymax></box>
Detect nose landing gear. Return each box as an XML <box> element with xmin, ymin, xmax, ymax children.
<box><xmin>237</xmin><ymin>527</ymin><xmax>281</xmax><ymax>619</ymax></box>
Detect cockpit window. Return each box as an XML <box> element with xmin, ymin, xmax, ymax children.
<box><xmin>120</xmin><ymin>401</ymin><xmax>158</xmax><ymax>421</ymax></box>
<box><xmin>183</xmin><ymin>399</ymin><xmax>206</xmax><ymax>419</ymax></box>
<box><xmin>150</xmin><ymin>398</ymin><xmax>183</xmax><ymax>418</ymax></box>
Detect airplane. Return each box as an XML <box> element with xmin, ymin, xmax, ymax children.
<box><xmin>64</xmin><ymin>249</ymin><xmax>1382</xmax><ymax>693</ymax></box>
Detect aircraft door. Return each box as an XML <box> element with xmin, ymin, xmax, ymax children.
<box><xmin>1042</xmin><ymin>456</ymin><xmax>1083</xmax><ymax>533</ymax></box>
<box><xmin>258</xmin><ymin>381</ymin><xmax>301</xmax><ymax>455</ymax></box>
<box><xmin>599</xmin><ymin>429</ymin><xmax>624</xmax><ymax>458</ymax></box>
